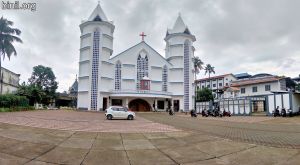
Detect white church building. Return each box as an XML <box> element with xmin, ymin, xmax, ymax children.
<box><xmin>77</xmin><ymin>4</ymin><xmax>196</xmax><ymax>112</ymax></box>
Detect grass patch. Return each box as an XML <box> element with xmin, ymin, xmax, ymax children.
<box><xmin>0</xmin><ymin>106</ymin><xmax>35</xmax><ymax>112</ymax></box>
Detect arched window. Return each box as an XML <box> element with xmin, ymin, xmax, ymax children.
<box><xmin>162</xmin><ymin>65</ymin><xmax>168</xmax><ymax>92</ymax></box>
<box><xmin>115</xmin><ymin>61</ymin><xmax>121</xmax><ymax>90</ymax></box>
<box><xmin>90</xmin><ymin>29</ymin><xmax>100</xmax><ymax>110</ymax></box>
<box><xmin>136</xmin><ymin>54</ymin><xmax>149</xmax><ymax>89</ymax></box>
<box><xmin>183</xmin><ymin>40</ymin><xmax>190</xmax><ymax>111</ymax></box>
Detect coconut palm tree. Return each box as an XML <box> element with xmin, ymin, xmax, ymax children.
<box><xmin>0</xmin><ymin>16</ymin><xmax>22</xmax><ymax>94</ymax></box>
<box><xmin>192</xmin><ymin>56</ymin><xmax>204</xmax><ymax>110</ymax></box>
<box><xmin>204</xmin><ymin>64</ymin><xmax>215</xmax><ymax>90</ymax></box>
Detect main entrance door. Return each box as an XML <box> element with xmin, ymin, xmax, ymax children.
<box><xmin>129</xmin><ymin>99</ymin><xmax>151</xmax><ymax>112</ymax></box>
<box><xmin>173</xmin><ymin>100</ymin><xmax>180</xmax><ymax>112</ymax></box>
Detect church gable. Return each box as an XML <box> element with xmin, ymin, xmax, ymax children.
<box><xmin>109</xmin><ymin>41</ymin><xmax>172</xmax><ymax>67</ymax></box>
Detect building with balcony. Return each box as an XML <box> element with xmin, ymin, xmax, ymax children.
<box><xmin>195</xmin><ymin>74</ymin><xmax>237</xmax><ymax>99</ymax></box>
<box><xmin>77</xmin><ymin>4</ymin><xmax>195</xmax><ymax>111</ymax></box>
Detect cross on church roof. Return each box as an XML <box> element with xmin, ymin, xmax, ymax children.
<box><xmin>139</xmin><ymin>32</ymin><xmax>147</xmax><ymax>41</ymax></box>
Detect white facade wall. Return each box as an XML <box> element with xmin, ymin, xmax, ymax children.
<box><xmin>237</xmin><ymin>81</ymin><xmax>280</xmax><ymax>97</ymax></box>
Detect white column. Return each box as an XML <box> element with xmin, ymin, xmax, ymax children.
<box><xmin>125</xmin><ymin>98</ymin><xmax>129</xmax><ymax>107</ymax></box>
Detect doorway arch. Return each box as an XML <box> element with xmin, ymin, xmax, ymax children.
<box><xmin>129</xmin><ymin>99</ymin><xmax>151</xmax><ymax>112</ymax></box>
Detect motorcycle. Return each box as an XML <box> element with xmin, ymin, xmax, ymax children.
<box><xmin>223</xmin><ymin>110</ymin><xmax>231</xmax><ymax>117</ymax></box>
<box><xmin>202</xmin><ymin>109</ymin><xmax>208</xmax><ymax>117</ymax></box>
<box><xmin>288</xmin><ymin>109</ymin><xmax>293</xmax><ymax>117</ymax></box>
<box><xmin>281</xmin><ymin>108</ymin><xmax>287</xmax><ymax>117</ymax></box>
<box><xmin>207</xmin><ymin>109</ymin><xmax>215</xmax><ymax>117</ymax></box>
<box><xmin>168</xmin><ymin>109</ymin><xmax>174</xmax><ymax>116</ymax></box>
<box><xmin>190</xmin><ymin>110</ymin><xmax>197</xmax><ymax>117</ymax></box>
<box><xmin>272</xmin><ymin>107</ymin><xmax>280</xmax><ymax>117</ymax></box>
<box><xmin>214</xmin><ymin>109</ymin><xmax>223</xmax><ymax>117</ymax></box>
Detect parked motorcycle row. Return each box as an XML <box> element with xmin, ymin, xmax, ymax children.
<box><xmin>272</xmin><ymin>106</ymin><xmax>295</xmax><ymax>117</ymax></box>
<box><xmin>201</xmin><ymin>108</ymin><xmax>231</xmax><ymax>117</ymax></box>
<box><xmin>167</xmin><ymin>107</ymin><xmax>231</xmax><ymax>118</ymax></box>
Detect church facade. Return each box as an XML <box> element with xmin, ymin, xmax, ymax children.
<box><xmin>77</xmin><ymin>4</ymin><xmax>196</xmax><ymax>112</ymax></box>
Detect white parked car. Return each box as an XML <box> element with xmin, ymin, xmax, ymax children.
<box><xmin>105</xmin><ymin>106</ymin><xmax>135</xmax><ymax>120</ymax></box>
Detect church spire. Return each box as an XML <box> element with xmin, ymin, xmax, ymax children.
<box><xmin>167</xmin><ymin>13</ymin><xmax>192</xmax><ymax>35</ymax></box>
<box><xmin>88</xmin><ymin>3</ymin><xmax>108</xmax><ymax>22</ymax></box>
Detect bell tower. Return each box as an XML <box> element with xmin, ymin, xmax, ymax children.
<box><xmin>78</xmin><ymin>3</ymin><xmax>115</xmax><ymax>110</ymax></box>
<box><xmin>165</xmin><ymin>13</ymin><xmax>196</xmax><ymax>111</ymax></box>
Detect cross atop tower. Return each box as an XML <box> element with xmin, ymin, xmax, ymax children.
<box><xmin>139</xmin><ymin>32</ymin><xmax>147</xmax><ymax>41</ymax></box>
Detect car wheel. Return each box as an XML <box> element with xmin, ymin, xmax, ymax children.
<box><xmin>107</xmin><ymin>114</ymin><xmax>113</xmax><ymax>120</ymax></box>
<box><xmin>127</xmin><ymin>115</ymin><xmax>134</xmax><ymax>120</ymax></box>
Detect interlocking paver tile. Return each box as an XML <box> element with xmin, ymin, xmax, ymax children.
<box><xmin>82</xmin><ymin>150</ymin><xmax>130</xmax><ymax>165</ymax></box>
<box><xmin>220</xmin><ymin>146</ymin><xmax>298</xmax><ymax>165</ymax></box>
<box><xmin>150</xmin><ymin>138</ymin><xmax>186</xmax><ymax>149</ymax></box>
<box><xmin>92</xmin><ymin>139</ymin><xmax>124</xmax><ymax>150</ymax></box>
<box><xmin>37</xmin><ymin>146</ymin><xmax>88</xmax><ymax>165</ymax></box>
<box><xmin>0</xmin><ymin>152</ymin><xmax>29</xmax><ymax>165</ymax></box>
<box><xmin>0</xmin><ymin>137</ymin><xmax>22</xmax><ymax>150</ymax></box>
<box><xmin>143</xmin><ymin>133</ymin><xmax>169</xmax><ymax>139</ymax></box>
<box><xmin>2</xmin><ymin>141</ymin><xmax>54</xmax><ymax>159</ymax></box>
<box><xmin>161</xmin><ymin>145</ymin><xmax>214</xmax><ymax>164</ymax></box>
<box><xmin>123</xmin><ymin>139</ymin><xmax>156</xmax><ymax>150</ymax></box>
<box><xmin>195</xmin><ymin>139</ymin><xmax>256</xmax><ymax>157</ymax></box>
<box><xmin>127</xmin><ymin>149</ymin><xmax>176</xmax><ymax>165</ymax></box>
<box><xmin>121</xmin><ymin>133</ymin><xmax>146</xmax><ymax>140</ymax></box>
<box><xmin>59</xmin><ymin>137</ymin><xmax>94</xmax><ymax>149</ymax></box>
<box><xmin>24</xmin><ymin>160</ymin><xmax>57</xmax><ymax>165</ymax></box>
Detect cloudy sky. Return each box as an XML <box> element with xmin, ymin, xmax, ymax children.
<box><xmin>1</xmin><ymin>0</ymin><xmax>300</xmax><ymax>92</ymax></box>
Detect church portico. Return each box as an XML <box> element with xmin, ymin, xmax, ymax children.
<box><xmin>109</xmin><ymin>94</ymin><xmax>172</xmax><ymax>112</ymax></box>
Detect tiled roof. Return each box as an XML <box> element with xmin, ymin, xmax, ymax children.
<box><xmin>225</xmin><ymin>87</ymin><xmax>240</xmax><ymax>91</ymax></box>
<box><xmin>234</xmin><ymin>73</ymin><xmax>251</xmax><ymax>78</ymax></box>
<box><xmin>195</xmin><ymin>74</ymin><xmax>233</xmax><ymax>82</ymax></box>
<box><xmin>230</xmin><ymin>76</ymin><xmax>282</xmax><ymax>87</ymax></box>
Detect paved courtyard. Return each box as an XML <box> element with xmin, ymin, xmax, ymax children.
<box><xmin>0</xmin><ymin>110</ymin><xmax>299</xmax><ymax>165</ymax></box>
<box><xmin>0</xmin><ymin>110</ymin><xmax>179</xmax><ymax>133</ymax></box>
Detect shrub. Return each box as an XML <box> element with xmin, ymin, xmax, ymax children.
<box><xmin>0</xmin><ymin>94</ymin><xmax>29</xmax><ymax>108</ymax></box>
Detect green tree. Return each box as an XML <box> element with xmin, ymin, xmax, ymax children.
<box><xmin>197</xmin><ymin>88</ymin><xmax>213</xmax><ymax>102</ymax></box>
<box><xmin>28</xmin><ymin>65</ymin><xmax>58</xmax><ymax>105</ymax></box>
<box><xmin>296</xmin><ymin>84</ymin><xmax>300</xmax><ymax>92</ymax></box>
<box><xmin>17</xmin><ymin>82</ymin><xmax>44</xmax><ymax>105</ymax></box>
<box><xmin>204</xmin><ymin>64</ymin><xmax>215</xmax><ymax>89</ymax></box>
<box><xmin>0</xmin><ymin>17</ymin><xmax>22</xmax><ymax>94</ymax></box>
<box><xmin>192</xmin><ymin>56</ymin><xmax>204</xmax><ymax>109</ymax></box>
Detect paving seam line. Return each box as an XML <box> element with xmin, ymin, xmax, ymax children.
<box><xmin>120</xmin><ymin>133</ymin><xmax>132</xmax><ymax>165</ymax></box>
<box><xmin>142</xmin><ymin>134</ymin><xmax>180</xmax><ymax>165</ymax></box>
<box><xmin>183</xmin><ymin>145</ymin><xmax>258</xmax><ymax>164</ymax></box>
<box><xmin>80</xmin><ymin>133</ymin><xmax>98</xmax><ymax>165</ymax></box>
<box><xmin>21</xmin><ymin>131</ymin><xmax>75</xmax><ymax>165</ymax></box>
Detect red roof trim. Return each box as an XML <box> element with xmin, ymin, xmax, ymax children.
<box><xmin>230</xmin><ymin>77</ymin><xmax>282</xmax><ymax>87</ymax></box>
